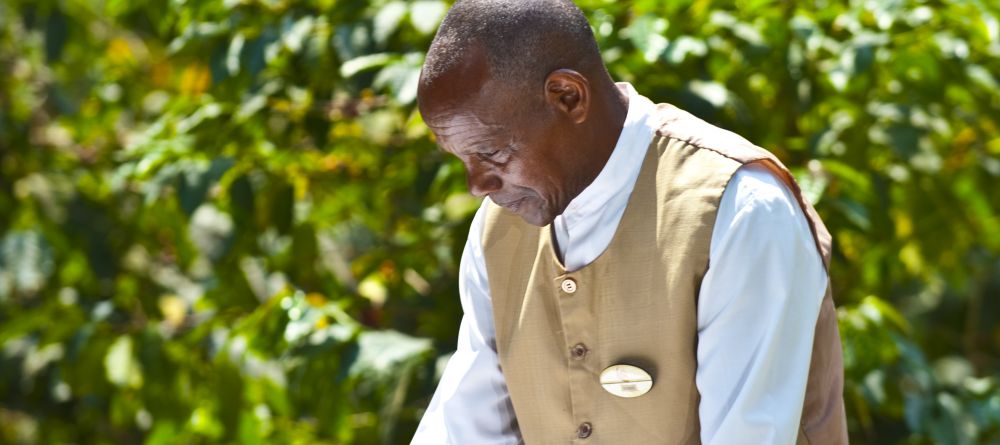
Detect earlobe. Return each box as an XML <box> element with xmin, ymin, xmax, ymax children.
<box><xmin>544</xmin><ymin>69</ymin><xmax>590</xmax><ymax>124</ymax></box>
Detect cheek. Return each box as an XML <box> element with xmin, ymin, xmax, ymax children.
<box><xmin>506</xmin><ymin>128</ymin><xmax>564</xmax><ymax>197</ymax></box>
<box><xmin>503</xmin><ymin>160</ymin><xmax>547</xmax><ymax>197</ymax></box>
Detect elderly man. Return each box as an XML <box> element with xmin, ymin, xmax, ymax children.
<box><xmin>411</xmin><ymin>0</ymin><xmax>848</xmax><ymax>444</ymax></box>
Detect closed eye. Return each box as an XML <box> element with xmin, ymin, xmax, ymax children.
<box><xmin>477</xmin><ymin>149</ymin><xmax>501</xmax><ymax>160</ymax></box>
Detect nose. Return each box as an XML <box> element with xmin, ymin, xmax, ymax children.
<box><xmin>466</xmin><ymin>162</ymin><xmax>502</xmax><ymax>197</ymax></box>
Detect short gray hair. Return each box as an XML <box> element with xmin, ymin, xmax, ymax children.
<box><xmin>421</xmin><ymin>0</ymin><xmax>604</xmax><ymax>93</ymax></box>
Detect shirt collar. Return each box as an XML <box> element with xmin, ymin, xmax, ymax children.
<box><xmin>558</xmin><ymin>82</ymin><xmax>657</xmax><ymax>225</ymax></box>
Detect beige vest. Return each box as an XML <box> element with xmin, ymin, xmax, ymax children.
<box><xmin>482</xmin><ymin>104</ymin><xmax>848</xmax><ymax>444</ymax></box>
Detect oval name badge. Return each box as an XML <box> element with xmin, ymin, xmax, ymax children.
<box><xmin>600</xmin><ymin>364</ymin><xmax>653</xmax><ymax>398</ymax></box>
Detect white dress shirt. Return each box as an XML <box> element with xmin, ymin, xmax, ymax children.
<box><xmin>412</xmin><ymin>84</ymin><xmax>827</xmax><ymax>445</ymax></box>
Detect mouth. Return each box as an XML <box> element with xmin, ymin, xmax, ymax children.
<box><xmin>494</xmin><ymin>197</ymin><xmax>527</xmax><ymax>212</ymax></box>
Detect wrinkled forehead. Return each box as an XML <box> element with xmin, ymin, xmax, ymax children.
<box><xmin>419</xmin><ymin>75</ymin><xmax>509</xmax><ymax>146</ymax></box>
<box><xmin>423</xmin><ymin>108</ymin><xmax>510</xmax><ymax>155</ymax></box>
<box><xmin>418</xmin><ymin>48</ymin><xmax>537</xmax><ymax>125</ymax></box>
<box><xmin>419</xmin><ymin>88</ymin><xmax>490</xmax><ymax>131</ymax></box>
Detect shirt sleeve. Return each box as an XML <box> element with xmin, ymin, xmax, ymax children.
<box><xmin>411</xmin><ymin>200</ymin><xmax>522</xmax><ymax>445</ymax></box>
<box><xmin>696</xmin><ymin>163</ymin><xmax>828</xmax><ymax>445</ymax></box>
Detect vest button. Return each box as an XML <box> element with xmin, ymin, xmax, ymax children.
<box><xmin>570</xmin><ymin>343</ymin><xmax>588</xmax><ymax>360</ymax></box>
<box><xmin>577</xmin><ymin>421</ymin><xmax>593</xmax><ymax>439</ymax></box>
<box><xmin>560</xmin><ymin>278</ymin><xmax>577</xmax><ymax>294</ymax></box>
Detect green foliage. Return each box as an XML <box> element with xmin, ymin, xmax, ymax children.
<box><xmin>0</xmin><ymin>0</ymin><xmax>998</xmax><ymax>444</ymax></box>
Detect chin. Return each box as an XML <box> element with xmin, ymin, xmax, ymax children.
<box><xmin>517</xmin><ymin>206</ymin><xmax>557</xmax><ymax>227</ymax></box>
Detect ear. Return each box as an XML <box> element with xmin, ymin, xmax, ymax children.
<box><xmin>543</xmin><ymin>69</ymin><xmax>590</xmax><ymax>124</ymax></box>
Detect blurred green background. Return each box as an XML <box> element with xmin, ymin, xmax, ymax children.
<box><xmin>1</xmin><ymin>0</ymin><xmax>998</xmax><ymax>443</ymax></box>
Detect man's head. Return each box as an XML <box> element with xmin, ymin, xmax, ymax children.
<box><xmin>418</xmin><ymin>0</ymin><xmax>625</xmax><ymax>226</ymax></box>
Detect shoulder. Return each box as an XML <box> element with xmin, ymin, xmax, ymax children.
<box><xmin>711</xmin><ymin>163</ymin><xmax>816</xmax><ymax>259</ymax></box>
<box><xmin>650</xmin><ymin>103</ymin><xmax>767</xmax><ymax>164</ymax></box>
<box><xmin>724</xmin><ymin>164</ymin><xmax>800</xmax><ymax>217</ymax></box>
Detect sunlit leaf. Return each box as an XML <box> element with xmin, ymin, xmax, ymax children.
<box><xmin>340</xmin><ymin>53</ymin><xmax>397</xmax><ymax>78</ymax></box>
<box><xmin>410</xmin><ymin>1</ymin><xmax>448</xmax><ymax>35</ymax></box>
<box><xmin>0</xmin><ymin>231</ymin><xmax>55</xmax><ymax>299</ymax></box>
<box><xmin>686</xmin><ymin>79</ymin><xmax>729</xmax><ymax>108</ymax></box>
<box><xmin>623</xmin><ymin>14</ymin><xmax>669</xmax><ymax>62</ymax></box>
<box><xmin>189</xmin><ymin>204</ymin><xmax>235</xmax><ymax>261</ymax></box>
<box><xmin>665</xmin><ymin>36</ymin><xmax>707</xmax><ymax>64</ymax></box>
<box><xmin>373</xmin><ymin>53</ymin><xmax>423</xmax><ymax>104</ymax></box>
<box><xmin>348</xmin><ymin>330</ymin><xmax>432</xmax><ymax>378</ymax></box>
<box><xmin>282</xmin><ymin>16</ymin><xmax>315</xmax><ymax>54</ymax></box>
<box><xmin>105</xmin><ymin>336</ymin><xmax>143</xmax><ymax>388</ymax></box>
<box><xmin>374</xmin><ymin>1</ymin><xmax>408</xmax><ymax>45</ymax></box>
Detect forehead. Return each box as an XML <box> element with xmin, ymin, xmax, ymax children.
<box><xmin>424</xmin><ymin>105</ymin><xmax>499</xmax><ymax>130</ymax></box>
<box><xmin>419</xmin><ymin>81</ymin><xmax>501</xmax><ymax>129</ymax></box>
<box><xmin>419</xmin><ymin>80</ymin><xmax>512</xmax><ymax>152</ymax></box>
<box><xmin>418</xmin><ymin>41</ymin><xmax>491</xmax><ymax>112</ymax></box>
<box><xmin>424</xmin><ymin>108</ymin><xmax>509</xmax><ymax>153</ymax></box>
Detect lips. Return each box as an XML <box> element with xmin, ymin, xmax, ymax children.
<box><xmin>494</xmin><ymin>197</ymin><xmax>526</xmax><ymax>211</ymax></box>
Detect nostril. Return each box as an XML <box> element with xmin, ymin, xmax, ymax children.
<box><xmin>468</xmin><ymin>173</ymin><xmax>502</xmax><ymax>197</ymax></box>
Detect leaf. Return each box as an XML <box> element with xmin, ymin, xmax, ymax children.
<box><xmin>0</xmin><ymin>231</ymin><xmax>55</xmax><ymax>299</ymax></box>
<box><xmin>105</xmin><ymin>336</ymin><xmax>143</xmax><ymax>388</ymax></box>
<box><xmin>859</xmin><ymin>295</ymin><xmax>910</xmax><ymax>333</ymax></box>
<box><xmin>686</xmin><ymin>80</ymin><xmax>729</xmax><ymax>108</ymax></box>
<box><xmin>340</xmin><ymin>53</ymin><xmax>397</xmax><ymax>78</ymax></box>
<box><xmin>177</xmin><ymin>160</ymin><xmax>214</xmax><ymax>216</ymax></box>
<box><xmin>45</xmin><ymin>10</ymin><xmax>68</xmax><ymax>62</ymax></box>
<box><xmin>347</xmin><ymin>330</ymin><xmax>432</xmax><ymax>378</ymax></box>
<box><xmin>792</xmin><ymin>163</ymin><xmax>829</xmax><ymax>205</ymax></box>
<box><xmin>177</xmin><ymin>102</ymin><xmax>224</xmax><ymax>133</ymax></box>
<box><xmin>966</xmin><ymin>64</ymin><xmax>998</xmax><ymax>91</ymax></box>
<box><xmin>282</xmin><ymin>16</ymin><xmax>315</xmax><ymax>54</ymax></box>
<box><xmin>410</xmin><ymin>1</ymin><xmax>447</xmax><ymax>35</ymax></box>
<box><xmin>665</xmin><ymin>36</ymin><xmax>707</xmax><ymax>64</ymax></box>
<box><xmin>226</xmin><ymin>33</ymin><xmax>246</xmax><ymax>75</ymax></box>
<box><xmin>374</xmin><ymin>1</ymin><xmax>408</xmax><ymax>45</ymax></box>
<box><xmin>732</xmin><ymin>22</ymin><xmax>765</xmax><ymax>47</ymax></box>
<box><xmin>373</xmin><ymin>54</ymin><xmax>423</xmax><ymax>104</ymax></box>
<box><xmin>168</xmin><ymin>22</ymin><xmax>227</xmax><ymax>55</ymax></box>
<box><xmin>624</xmin><ymin>14</ymin><xmax>669</xmax><ymax>62</ymax></box>
<box><xmin>189</xmin><ymin>406</ymin><xmax>224</xmax><ymax>439</ymax></box>
<box><xmin>145</xmin><ymin>422</ymin><xmax>179</xmax><ymax>445</ymax></box>
<box><xmin>268</xmin><ymin>183</ymin><xmax>294</xmax><ymax>235</ymax></box>
<box><xmin>178</xmin><ymin>64</ymin><xmax>213</xmax><ymax>96</ymax></box>
<box><xmin>357</xmin><ymin>275</ymin><xmax>387</xmax><ymax>306</ymax></box>
<box><xmin>832</xmin><ymin>197</ymin><xmax>872</xmax><ymax>231</ymax></box>
<box><xmin>189</xmin><ymin>204</ymin><xmax>235</xmax><ymax>261</ymax></box>
<box><xmin>821</xmin><ymin>159</ymin><xmax>872</xmax><ymax>197</ymax></box>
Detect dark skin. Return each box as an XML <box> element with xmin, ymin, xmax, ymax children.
<box><xmin>418</xmin><ymin>45</ymin><xmax>629</xmax><ymax>226</ymax></box>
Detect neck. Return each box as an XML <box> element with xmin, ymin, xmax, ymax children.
<box><xmin>602</xmin><ymin>81</ymin><xmax>630</xmax><ymax>147</ymax></box>
<box><xmin>578</xmin><ymin>79</ymin><xmax>629</xmax><ymax>188</ymax></box>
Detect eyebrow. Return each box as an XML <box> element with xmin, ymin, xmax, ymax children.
<box><xmin>437</xmin><ymin>135</ymin><xmax>501</xmax><ymax>156</ymax></box>
<box><xmin>427</xmin><ymin>113</ymin><xmax>503</xmax><ymax>135</ymax></box>
<box><xmin>427</xmin><ymin>113</ymin><xmax>505</xmax><ymax>153</ymax></box>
